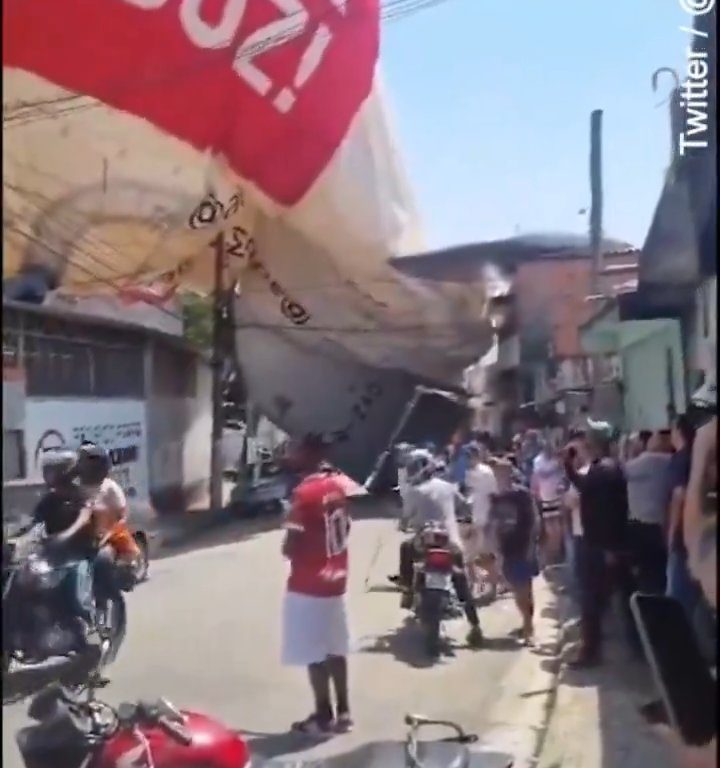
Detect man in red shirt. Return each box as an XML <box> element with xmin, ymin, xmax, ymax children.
<box><xmin>281</xmin><ymin>435</ymin><xmax>352</xmax><ymax>736</ymax></box>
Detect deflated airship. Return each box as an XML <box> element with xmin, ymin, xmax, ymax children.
<box><xmin>3</xmin><ymin>0</ymin><xmax>497</xmax><ymax>480</ymax></box>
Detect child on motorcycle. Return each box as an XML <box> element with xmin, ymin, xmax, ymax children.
<box><xmin>76</xmin><ymin>443</ymin><xmax>140</xmax><ymax>585</ymax></box>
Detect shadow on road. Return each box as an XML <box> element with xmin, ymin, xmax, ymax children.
<box><xmin>2</xmin><ymin>654</ymin><xmax>97</xmax><ymax>706</ymax></box>
<box><xmin>360</xmin><ymin>617</ymin><xmax>437</xmax><ymax>669</ymax></box>
<box><xmin>155</xmin><ymin>514</ymin><xmax>281</xmax><ymax>561</ymax></box>
<box><xmin>479</xmin><ymin>636</ymin><xmax>524</xmax><ymax>653</ymax></box>
<box><xmin>154</xmin><ymin>493</ymin><xmax>396</xmax><ymax>563</ymax></box>
<box><xmin>366</xmin><ymin>584</ymin><xmax>401</xmax><ymax>595</ymax></box>
<box><xmin>245</xmin><ymin>729</ymin><xmax>327</xmax><ymax>760</ymax></box>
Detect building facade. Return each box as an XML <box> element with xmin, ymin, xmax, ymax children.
<box><xmin>473</xmin><ymin>249</ymin><xmax>639</xmax><ymax>440</ymax></box>
<box><xmin>2</xmin><ymin>300</ymin><xmax>211</xmax><ymax>516</ymax></box>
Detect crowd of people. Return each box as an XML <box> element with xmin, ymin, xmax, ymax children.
<box><xmin>277</xmin><ymin>411</ymin><xmax>716</xmax><ymax>755</ymax></box>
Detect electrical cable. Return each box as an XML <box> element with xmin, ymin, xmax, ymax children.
<box><xmin>4</xmin><ymin>178</ymin><xmax>494</xmax><ymax>322</ymax></box>
<box><xmin>6</xmin><ymin>216</ymin><xmax>492</xmax><ymax>336</ymax></box>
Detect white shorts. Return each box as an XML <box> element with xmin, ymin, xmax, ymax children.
<box><xmin>281</xmin><ymin>591</ymin><xmax>350</xmax><ymax>667</ymax></box>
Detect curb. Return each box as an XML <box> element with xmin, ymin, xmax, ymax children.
<box><xmin>476</xmin><ymin>572</ymin><xmax>569</xmax><ymax>768</ymax></box>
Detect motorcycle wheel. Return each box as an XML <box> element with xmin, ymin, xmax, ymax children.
<box><xmin>96</xmin><ymin>593</ymin><xmax>127</xmax><ymax>668</ymax></box>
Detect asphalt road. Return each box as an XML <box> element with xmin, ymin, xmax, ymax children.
<box><xmin>2</xmin><ymin>511</ymin><xmax>536</xmax><ymax>767</ymax></box>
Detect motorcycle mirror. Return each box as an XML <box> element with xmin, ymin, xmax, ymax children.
<box><xmin>405</xmin><ymin>714</ymin><xmax>433</xmax><ymax>727</ymax></box>
<box><xmin>117</xmin><ymin>702</ymin><xmax>139</xmax><ymax>724</ymax></box>
<box><xmin>27</xmin><ymin>684</ymin><xmax>65</xmax><ymax>721</ymax></box>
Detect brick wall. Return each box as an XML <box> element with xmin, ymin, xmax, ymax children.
<box><xmin>513</xmin><ymin>252</ymin><xmax>638</xmax><ymax>358</ymax></box>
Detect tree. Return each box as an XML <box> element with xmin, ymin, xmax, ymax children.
<box><xmin>181</xmin><ymin>292</ymin><xmax>213</xmax><ymax>349</ymax></box>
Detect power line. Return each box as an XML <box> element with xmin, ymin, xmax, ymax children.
<box><xmin>4</xmin><ymin>173</ymin><xmax>489</xmax><ymax>307</ymax></box>
<box><xmin>5</xmin><ymin>217</ymin><xmax>491</xmax><ymax>338</ymax></box>
<box><xmin>4</xmin><ymin>0</ymin><xmax>457</xmax><ymax>129</ymax></box>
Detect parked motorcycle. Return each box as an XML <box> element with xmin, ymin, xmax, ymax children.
<box><xmin>16</xmin><ymin>679</ymin><xmax>513</xmax><ymax>768</ymax></box>
<box><xmin>2</xmin><ymin>538</ymin><xmax>128</xmax><ymax>681</ymax></box>
<box><xmin>410</xmin><ymin>524</ymin><xmax>463</xmax><ymax>657</ymax></box>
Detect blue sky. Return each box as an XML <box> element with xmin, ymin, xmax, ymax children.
<box><xmin>380</xmin><ymin>0</ymin><xmax>691</xmax><ymax>250</ymax></box>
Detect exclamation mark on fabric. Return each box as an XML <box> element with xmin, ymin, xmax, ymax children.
<box><xmin>273</xmin><ymin>23</ymin><xmax>333</xmax><ymax>113</ymax></box>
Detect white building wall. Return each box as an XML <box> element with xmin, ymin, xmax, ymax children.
<box><xmin>23</xmin><ymin>397</ymin><xmax>150</xmax><ymax>501</ymax></box>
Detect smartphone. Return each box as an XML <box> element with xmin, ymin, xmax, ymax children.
<box><xmin>630</xmin><ymin>593</ymin><xmax>716</xmax><ymax>746</ymax></box>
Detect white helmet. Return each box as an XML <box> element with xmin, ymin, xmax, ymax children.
<box><xmin>406</xmin><ymin>449</ymin><xmax>436</xmax><ymax>486</ymax></box>
<box><xmin>394</xmin><ymin>442</ymin><xmax>414</xmax><ymax>467</ymax></box>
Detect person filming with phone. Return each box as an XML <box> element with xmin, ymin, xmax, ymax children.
<box><xmin>635</xmin><ymin>412</ymin><xmax>717</xmax><ymax>768</ymax></box>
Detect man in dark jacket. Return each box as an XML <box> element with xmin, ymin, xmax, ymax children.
<box><xmin>564</xmin><ymin>421</ymin><xmax>629</xmax><ymax>667</ymax></box>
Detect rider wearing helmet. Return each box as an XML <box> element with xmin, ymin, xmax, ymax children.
<box><xmin>31</xmin><ymin>448</ymin><xmax>96</xmax><ymax>641</ymax></box>
<box><xmin>394</xmin><ymin>449</ymin><xmax>484</xmax><ymax>646</ymax></box>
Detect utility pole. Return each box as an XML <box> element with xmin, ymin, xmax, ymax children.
<box><xmin>209</xmin><ymin>235</ymin><xmax>225</xmax><ymax>513</ymax></box>
<box><xmin>589</xmin><ymin>109</ymin><xmax>603</xmax><ymax>293</ymax></box>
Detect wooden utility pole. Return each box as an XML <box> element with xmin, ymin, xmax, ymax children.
<box><xmin>589</xmin><ymin>110</ymin><xmax>603</xmax><ymax>292</ymax></box>
<box><xmin>209</xmin><ymin>236</ymin><xmax>225</xmax><ymax>513</ymax></box>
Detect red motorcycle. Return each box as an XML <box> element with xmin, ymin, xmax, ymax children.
<box><xmin>16</xmin><ymin>677</ymin><xmax>513</xmax><ymax>768</ymax></box>
<box><xmin>16</xmin><ymin>677</ymin><xmax>250</xmax><ymax>768</ymax></box>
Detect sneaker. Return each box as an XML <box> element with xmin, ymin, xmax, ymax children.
<box><xmin>334</xmin><ymin>713</ymin><xmax>354</xmax><ymax>734</ymax></box>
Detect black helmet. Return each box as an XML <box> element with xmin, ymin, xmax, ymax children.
<box><xmin>41</xmin><ymin>449</ymin><xmax>78</xmax><ymax>488</ymax></box>
<box><xmin>77</xmin><ymin>442</ymin><xmax>111</xmax><ymax>485</ymax></box>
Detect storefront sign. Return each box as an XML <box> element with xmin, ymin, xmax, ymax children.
<box><xmin>24</xmin><ymin>399</ymin><xmax>149</xmax><ymax>500</ymax></box>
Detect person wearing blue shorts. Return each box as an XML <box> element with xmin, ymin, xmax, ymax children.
<box><xmin>490</xmin><ymin>457</ymin><xmax>540</xmax><ymax>646</ymax></box>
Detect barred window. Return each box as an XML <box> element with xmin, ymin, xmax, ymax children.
<box><xmin>24</xmin><ymin>334</ymin><xmax>144</xmax><ymax>399</ymax></box>
<box><xmin>25</xmin><ymin>335</ymin><xmax>93</xmax><ymax>397</ymax></box>
<box><xmin>152</xmin><ymin>345</ymin><xmax>197</xmax><ymax>398</ymax></box>
<box><xmin>94</xmin><ymin>346</ymin><xmax>144</xmax><ymax>398</ymax></box>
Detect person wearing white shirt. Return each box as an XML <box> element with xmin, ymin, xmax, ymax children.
<box><xmin>463</xmin><ymin>443</ymin><xmax>500</xmax><ymax>598</ymax></box>
<box><xmin>532</xmin><ymin>444</ymin><xmax>565</xmax><ymax>567</ymax></box>
<box><xmin>563</xmin><ymin>442</ymin><xmax>590</xmax><ymax>591</ymax></box>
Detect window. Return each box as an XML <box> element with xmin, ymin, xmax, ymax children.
<box><xmin>24</xmin><ymin>333</ymin><xmax>144</xmax><ymax>399</ymax></box>
<box><xmin>25</xmin><ymin>336</ymin><xmax>93</xmax><ymax>397</ymax></box>
<box><xmin>3</xmin><ymin>430</ymin><xmax>25</xmax><ymax>481</ymax></box>
<box><xmin>152</xmin><ymin>345</ymin><xmax>197</xmax><ymax>398</ymax></box>
<box><xmin>13</xmin><ymin>309</ymin><xmax>151</xmax><ymax>399</ymax></box>
<box><xmin>94</xmin><ymin>346</ymin><xmax>144</xmax><ymax>398</ymax></box>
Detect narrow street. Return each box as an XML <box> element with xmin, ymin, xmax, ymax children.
<box><xmin>2</xmin><ymin>511</ymin><xmax>558</xmax><ymax>767</ymax></box>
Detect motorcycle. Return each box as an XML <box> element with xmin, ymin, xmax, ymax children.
<box><xmin>2</xmin><ymin>537</ymin><xmax>128</xmax><ymax>681</ymax></box>
<box><xmin>16</xmin><ymin>679</ymin><xmax>514</xmax><ymax>767</ymax></box>
<box><xmin>410</xmin><ymin>524</ymin><xmax>463</xmax><ymax>657</ymax></box>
